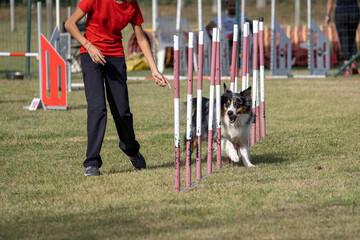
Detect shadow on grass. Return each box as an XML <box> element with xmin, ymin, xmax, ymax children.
<box><xmin>102</xmin><ymin>153</ymin><xmax>287</xmax><ymax>175</ymax></box>
<box><xmin>102</xmin><ymin>161</ymin><xmax>175</xmax><ymax>175</ymax></box>
<box><xmin>251</xmin><ymin>153</ymin><xmax>287</xmax><ymax>165</ymax></box>
<box><xmin>67</xmin><ymin>104</ymin><xmax>87</xmax><ymax>110</ymax></box>
<box><xmin>0</xmin><ymin>99</ymin><xmax>28</xmax><ymax>104</ymax></box>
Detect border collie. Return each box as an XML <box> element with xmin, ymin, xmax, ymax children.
<box><xmin>188</xmin><ymin>83</ymin><xmax>254</xmax><ymax>167</ymax></box>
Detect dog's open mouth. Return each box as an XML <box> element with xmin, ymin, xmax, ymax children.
<box><xmin>228</xmin><ymin>115</ymin><xmax>237</xmax><ymax>123</ymax></box>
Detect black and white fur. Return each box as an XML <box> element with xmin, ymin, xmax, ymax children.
<box><xmin>189</xmin><ymin>83</ymin><xmax>254</xmax><ymax>167</ymax></box>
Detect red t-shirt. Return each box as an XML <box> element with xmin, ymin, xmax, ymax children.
<box><xmin>78</xmin><ymin>0</ymin><xmax>144</xmax><ymax>57</ymax></box>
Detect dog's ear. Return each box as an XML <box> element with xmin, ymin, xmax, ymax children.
<box><xmin>241</xmin><ymin>86</ymin><xmax>251</xmax><ymax>98</ymax></box>
<box><xmin>223</xmin><ymin>83</ymin><xmax>232</xmax><ymax>94</ymax></box>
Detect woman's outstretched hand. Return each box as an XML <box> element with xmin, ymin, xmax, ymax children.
<box><xmin>153</xmin><ymin>70</ymin><xmax>172</xmax><ymax>89</ymax></box>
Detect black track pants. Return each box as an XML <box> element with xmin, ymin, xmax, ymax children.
<box><xmin>81</xmin><ymin>54</ymin><xmax>140</xmax><ymax>168</ymax></box>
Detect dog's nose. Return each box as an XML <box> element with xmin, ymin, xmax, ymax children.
<box><xmin>227</xmin><ymin>111</ymin><xmax>233</xmax><ymax>116</ymax></box>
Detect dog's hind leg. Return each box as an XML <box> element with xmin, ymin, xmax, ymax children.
<box><xmin>238</xmin><ymin>144</ymin><xmax>254</xmax><ymax>167</ymax></box>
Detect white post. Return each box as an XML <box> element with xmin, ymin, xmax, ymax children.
<box><xmin>10</xmin><ymin>0</ymin><xmax>15</xmax><ymax>31</ymax></box>
<box><xmin>217</xmin><ymin>0</ymin><xmax>222</xmax><ymax>30</ymax></box>
<box><xmin>198</xmin><ymin>0</ymin><xmax>203</xmax><ymax>31</ymax></box>
<box><xmin>295</xmin><ymin>0</ymin><xmax>300</xmax><ymax>27</ymax></box>
<box><xmin>307</xmin><ymin>0</ymin><xmax>313</xmax><ymax>74</ymax></box>
<box><xmin>46</xmin><ymin>0</ymin><xmax>53</xmax><ymax>39</ymax></box>
<box><xmin>270</xmin><ymin>0</ymin><xmax>275</xmax><ymax>75</ymax></box>
<box><xmin>56</xmin><ymin>0</ymin><xmax>60</xmax><ymax>31</ymax></box>
<box><xmin>176</xmin><ymin>0</ymin><xmax>182</xmax><ymax>33</ymax></box>
<box><xmin>241</xmin><ymin>0</ymin><xmax>245</xmax><ymax>32</ymax></box>
<box><xmin>152</xmin><ymin>0</ymin><xmax>157</xmax><ymax>63</ymax></box>
<box><xmin>37</xmin><ymin>2</ymin><xmax>42</xmax><ymax>100</ymax></box>
<box><xmin>240</xmin><ymin>0</ymin><xmax>245</xmax><ymax>72</ymax></box>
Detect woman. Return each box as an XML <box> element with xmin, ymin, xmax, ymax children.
<box><xmin>325</xmin><ymin>0</ymin><xmax>360</xmax><ymax>75</ymax></box>
<box><xmin>65</xmin><ymin>0</ymin><xmax>171</xmax><ymax>176</ymax></box>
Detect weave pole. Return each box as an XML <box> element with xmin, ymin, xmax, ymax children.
<box><xmin>251</xmin><ymin>20</ymin><xmax>259</xmax><ymax>146</ymax></box>
<box><xmin>230</xmin><ymin>24</ymin><xmax>239</xmax><ymax>92</ymax></box>
<box><xmin>215</xmin><ymin>28</ymin><xmax>222</xmax><ymax>170</ymax></box>
<box><xmin>185</xmin><ymin>32</ymin><xmax>195</xmax><ymax>188</ymax></box>
<box><xmin>196</xmin><ymin>31</ymin><xmax>204</xmax><ymax>181</ymax></box>
<box><xmin>254</xmin><ymin>21</ymin><xmax>261</xmax><ymax>142</ymax></box>
<box><xmin>207</xmin><ymin>28</ymin><xmax>218</xmax><ymax>175</ymax></box>
<box><xmin>242</xmin><ymin>22</ymin><xmax>249</xmax><ymax>91</ymax></box>
<box><xmin>259</xmin><ymin>18</ymin><xmax>266</xmax><ymax>138</ymax></box>
<box><xmin>245</xmin><ymin>23</ymin><xmax>250</xmax><ymax>90</ymax></box>
<box><xmin>174</xmin><ymin>35</ymin><xmax>180</xmax><ymax>193</ymax></box>
<box><xmin>226</xmin><ymin>24</ymin><xmax>240</xmax><ymax>165</ymax></box>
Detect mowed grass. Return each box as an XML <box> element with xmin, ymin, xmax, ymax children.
<box><xmin>0</xmin><ymin>75</ymin><xmax>359</xmax><ymax>239</ymax></box>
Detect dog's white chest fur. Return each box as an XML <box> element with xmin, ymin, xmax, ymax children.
<box><xmin>220</xmin><ymin>113</ymin><xmax>254</xmax><ymax>167</ymax></box>
<box><xmin>221</xmin><ymin>114</ymin><xmax>250</xmax><ymax>145</ymax></box>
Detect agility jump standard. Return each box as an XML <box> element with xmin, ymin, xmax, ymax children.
<box><xmin>174</xmin><ymin>19</ymin><xmax>266</xmax><ymax>193</ymax></box>
<box><xmin>0</xmin><ymin>2</ymin><xmax>67</xmax><ymax>110</ymax></box>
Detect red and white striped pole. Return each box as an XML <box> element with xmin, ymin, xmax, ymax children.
<box><xmin>196</xmin><ymin>31</ymin><xmax>204</xmax><ymax>181</ymax></box>
<box><xmin>242</xmin><ymin>22</ymin><xmax>249</xmax><ymax>91</ymax></box>
<box><xmin>174</xmin><ymin>34</ymin><xmax>181</xmax><ymax>193</ymax></box>
<box><xmin>245</xmin><ymin>23</ymin><xmax>250</xmax><ymax>90</ymax></box>
<box><xmin>234</xmin><ymin>42</ymin><xmax>239</xmax><ymax>93</ymax></box>
<box><xmin>259</xmin><ymin>17</ymin><xmax>266</xmax><ymax>138</ymax></box>
<box><xmin>230</xmin><ymin>24</ymin><xmax>238</xmax><ymax>92</ymax></box>
<box><xmin>0</xmin><ymin>52</ymin><xmax>38</xmax><ymax>57</ymax></box>
<box><xmin>215</xmin><ymin>28</ymin><xmax>222</xmax><ymax>170</ymax></box>
<box><xmin>185</xmin><ymin>32</ymin><xmax>195</xmax><ymax>188</ymax></box>
<box><xmin>207</xmin><ymin>28</ymin><xmax>218</xmax><ymax>175</ymax></box>
<box><xmin>253</xmin><ymin>20</ymin><xmax>260</xmax><ymax>141</ymax></box>
<box><xmin>226</xmin><ymin>25</ymin><xmax>240</xmax><ymax>165</ymax></box>
<box><xmin>251</xmin><ymin>20</ymin><xmax>259</xmax><ymax>146</ymax></box>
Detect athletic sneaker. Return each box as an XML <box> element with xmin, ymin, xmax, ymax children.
<box><xmin>129</xmin><ymin>152</ymin><xmax>146</xmax><ymax>170</ymax></box>
<box><xmin>351</xmin><ymin>61</ymin><xmax>358</xmax><ymax>75</ymax></box>
<box><xmin>84</xmin><ymin>166</ymin><xmax>100</xmax><ymax>176</ymax></box>
<box><xmin>343</xmin><ymin>68</ymin><xmax>351</xmax><ymax>76</ymax></box>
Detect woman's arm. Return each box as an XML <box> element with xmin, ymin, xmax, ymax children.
<box><xmin>325</xmin><ymin>0</ymin><xmax>334</xmax><ymax>25</ymax></box>
<box><xmin>132</xmin><ymin>24</ymin><xmax>171</xmax><ymax>89</ymax></box>
<box><xmin>65</xmin><ymin>8</ymin><xmax>106</xmax><ymax>65</ymax></box>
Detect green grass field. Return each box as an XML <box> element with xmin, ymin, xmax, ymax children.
<box><xmin>1</xmin><ymin>75</ymin><xmax>359</xmax><ymax>239</ymax></box>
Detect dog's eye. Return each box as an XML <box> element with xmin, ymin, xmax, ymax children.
<box><xmin>234</xmin><ymin>99</ymin><xmax>242</xmax><ymax>108</ymax></box>
<box><xmin>225</xmin><ymin>100</ymin><xmax>231</xmax><ymax>107</ymax></box>
<box><xmin>236</xmin><ymin>98</ymin><xmax>243</xmax><ymax>104</ymax></box>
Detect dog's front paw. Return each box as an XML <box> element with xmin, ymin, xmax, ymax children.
<box><xmin>244</xmin><ymin>163</ymin><xmax>255</xmax><ymax>167</ymax></box>
<box><xmin>229</xmin><ymin>152</ymin><xmax>240</xmax><ymax>162</ymax></box>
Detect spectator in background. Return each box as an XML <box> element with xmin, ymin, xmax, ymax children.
<box><xmin>206</xmin><ymin>0</ymin><xmax>251</xmax><ymax>39</ymax></box>
<box><xmin>325</xmin><ymin>0</ymin><xmax>360</xmax><ymax>76</ymax></box>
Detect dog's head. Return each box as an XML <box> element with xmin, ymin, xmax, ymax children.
<box><xmin>221</xmin><ymin>83</ymin><xmax>252</xmax><ymax>123</ymax></box>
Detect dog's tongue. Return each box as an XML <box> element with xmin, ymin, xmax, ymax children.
<box><xmin>229</xmin><ymin>115</ymin><xmax>236</xmax><ymax>122</ymax></box>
